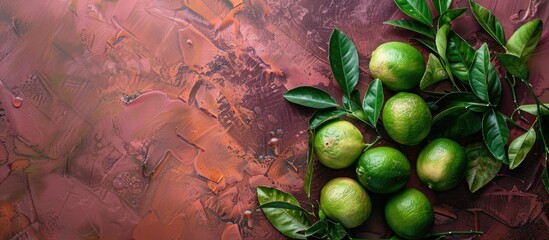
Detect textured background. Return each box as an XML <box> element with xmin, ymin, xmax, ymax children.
<box><xmin>0</xmin><ymin>0</ymin><xmax>548</xmax><ymax>239</ymax></box>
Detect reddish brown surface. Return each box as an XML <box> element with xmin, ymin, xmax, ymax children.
<box><xmin>0</xmin><ymin>0</ymin><xmax>548</xmax><ymax>239</ymax></box>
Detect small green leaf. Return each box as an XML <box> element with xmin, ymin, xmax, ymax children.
<box><xmin>303</xmin><ymin>131</ymin><xmax>315</xmax><ymax>198</ymax></box>
<box><xmin>309</xmin><ymin>109</ymin><xmax>347</xmax><ymax>130</ymax></box>
<box><xmin>394</xmin><ymin>0</ymin><xmax>434</xmax><ymax>27</ymax></box>
<box><xmin>329</xmin><ymin>29</ymin><xmax>359</xmax><ymax>96</ymax></box>
<box><xmin>304</xmin><ymin>220</ymin><xmax>328</xmax><ymax>237</ymax></box>
<box><xmin>469</xmin><ymin>43</ymin><xmax>502</xmax><ymax>105</ymax></box>
<box><xmin>327</xmin><ymin>221</ymin><xmax>348</xmax><ymax>240</ymax></box>
<box><xmin>496</xmin><ymin>53</ymin><xmax>529</xmax><ymax>80</ymax></box>
<box><xmin>507</xmin><ymin>19</ymin><xmax>543</xmax><ymax>61</ymax></box>
<box><xmin>482</xmin><ymin>110</ymin><xmax>510</xmax><ymax>164</ymax></box>
<box><xmin>508</xmin><ymin>127</ymin><xmax>536</xmax><ymax>169</ymax></box>
<box><xmin>438</xmin><ymin>8</ymin><xmax>467</xmax><ymax>29</ymax></box>
<box><xmin>384</xmin><ymin>20</ymin><xmax>435</xmax><ymax>39</ymax></box>
<box><xmin>362</xmin><ymin>79</ymin><xmax>384</xmax><ymax>127</ymax></box>
<box><xmin>447</xmin><ymin>31</ymin><xmax>475</xmax><ymax>82</ymax></box>
<box><xmin>518</xmin><ymin>104</ymin><xmax>549</xmax><ymax>116</ymax></box>
<box><xmin>413</xmin><ymin>38</ymin><xmax>438</xmax><ymax>53</ymax></box>
<box><xmin>257</xmin><ymin>186</ymin><xmax>311</xmax><ymax>239</ymax></box>
<box><xmin>284</xmin><ymin>86</ymin><xmax>339</xmax><ymax>109</ymax></box>
<box><xmin>465</xmin><ymin>142</ymin><xmax>502</xmax><ymax>192</ymax></box>
<box><xmin>432</xmin><ymin>0</ymin><xmax>452</xmax><ymax>15</ymax></box>
<box><xmin>420</xmin><ymin>53</ymin><xmax>448</xmax><ymax>89</ymax></box>
<box><xmin>436</xmin><ymin>24</ymin><xmax>450</xmax><ymax>63</ymax></box>
<box><xmin>542</xmin><ymin>167</ymin><xmax>549</xmax><ymax>193</ymax></box>
<box><xmin>469</xmin><ymin>0</ymin><xmax>506</xmax><ymax>48</ymax></box>
<box><xmin>343</xmin><ymin>95</ymin><xmax>371</xmax><ymax>126</ymax></box>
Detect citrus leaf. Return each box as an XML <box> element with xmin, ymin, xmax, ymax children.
<box><xmin>469</xmin><ymin>43</ymin><xmax>502</xmax><ymax>105</ymax></box>
<box><xmin>257</xmin><ymin>186</ymin><xmax>311</xmax><ymax>239</ymax></box>
<box><xmin>518</xmin><ymin>104</ymin><xmax>549</xmax><ymax>116</ymax></box>
<box><xmin>508</xmin><ymin>127</ymin><xmax>536</xmax><ymax>169</ymax></box>
<box><xmin>465</xmin><ymin>142</ymin><xmax>502</xmax><ymax>192</ymax></box>
<box><xmin>436</xmin><ymin>24</ymin><xmax>450</xmax><ymax>63</ymax></box>
<box><xmin>432</xmin><ymin>0</ymin><xmax>452</xmax><ymax>15</ymax></box>
<box><xmin>495</xmin><ymin>53</ymin><xmax>529</xmax><ymax>80</ymax></box>
<box><xmin>447</xmin><ymin>31</ymin><xmax>475</xmax><ymax>82</ymax></box>
<box><xmin>303</xmin><ymin>131</ymin><xmax>315</xmax><ymax>198</ymax></box>
<box><xmin>394</xmin><ymin>0</ymin><xmax>434</xmax><ymax>27</ymax></box>
<box><xmin>304</xmin><ymin>220</ymin><xmax>328</xmax><ymax>237</ymax></box>
<box><xmin>309</xmin><ymin>109</ymin><xmax>347</xmax><ymax>130</ymax></box>
<box><xmin>327</xmin><ymin>221</ymin><xmax>347</xmax><ymax>240</ymax></box>
<box><xmin>420</xmin><ymin>54</ymin><xmax>448</xmax><ymax>89</ymax></box>
<box><xmin>343</xmin><ymin>95</ymin><xmax>372</xmax><ymax>126</ymax></box>
<box><xmin>362</xmin><ymin>79</ymin><xmax>384</xmax><ymax>127</ymax></box>
<box><xmin>329</xmin><ymin>29</ymin><xmax>359</xmax><ymax>96</ymax></box>
<box><xmin>507</xmin><ymin>19</ymin><xmax>543</xmax><ymax>61</ymax></box>
<box><xmin>468</xmin><ymin>0</ymin><xmax>506</xmax><ymax>48</ymax></box>
<box><xmin>434</xmin><ymin>92</ymin><xmax>485</xmax><ymax>109</ymax></box>
<box><xmin>256</xmin><ymin>201</ymin><xmax>310</xmax><ymax>213</ymax></box>
<box><xmin>284</xmin><ymin>86</ymin><xmax>339</xmax><ymax>109</ymax></box>
<box><xmin>413</xmin><ymin>38</ymin><xmax>438</xmax><ymax>53</ymax></box>
<box><xmin>438</xmin><ymin>8</ymin><xmax>467</xmax><ymax>29</ymax></box>
<box><xmin>431</xmin><ymin>108</ymin><xmax>482</xmax><ymax>139</ymax></box>
<box><xmin>482</xmin><ymin>110</ymin><xmax>509</xmax><ymax>164</ymax></box>
<box><xmin>384</xmin><ymin>20</ymin><xmax>435</xmax><ymax>39</ymax></box>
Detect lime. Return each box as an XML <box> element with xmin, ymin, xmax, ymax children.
<box><xmin>369</xmin><ymin>42</ymin><xmax>425</xmax><ymax>91</ymax></box>
<box><xmin>320</xmin><ymin>177</ymin><xmax>372</xmax><ymax>228</ymax></box>
<box><xmin>382</xmin><ymin>92</ymin><xmax>431</xmax><ymax>145</ymax></box>
<box><xmin>416</xmin><ymin>138</ymin><xmax>466</xmax><ymax>191</ymax></box>
<box><xmin>314</xmin><ymin>120</ymin><xmax>365</xmax><ymax>169</ymax></box>
<box><xmin>356</xmin><ymin>147</ymin><xmax>410</xmax><ymax>194</ymax></box>
<box><xmin>385</xmin><ymin>188</ymin><xmax>434</xmax><ymax>239</ymax></box>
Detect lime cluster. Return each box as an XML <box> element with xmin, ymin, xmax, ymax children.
<box><xmin>316</xmin><ymin>42</ymin><xmax>468</xmax><ymax>239</ymax></box>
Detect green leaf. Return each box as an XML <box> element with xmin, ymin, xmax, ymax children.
<box><xmin>518</xmin><ymin>104</ymin><xmax>549</xmax><ymax>116</ymax></box>
<box><xmin>413</xmin><ymin>38</ymin><xmax>438</xmax><ymax>53</ymax></box>
<box><xmin>329</xmin><ymin>29</ymin><xmax>359</xmax><ymax>96</ymax></box>
<box><xmin>432</xmin><ymin>0</ymin><xmax>452</xmax><ymax>15</ymax></box>
<box><xmin>496</xmin><ymin>53</ymin><xmax>529</xmax><ymax>80</ymax></box>
<box><xmin>434</xmin><ymin>92</ymin><xmax>485</xmax><ymax>109</ymax></box>
<box><xmin>394</xmin><ymin>0</ymin><xmax>434</xmax><ymax>27</ymax></box>
<box><xmin>384</xmin><ymin>20</ymin><xmax>435</xmax><ymax>39</ymax></box>
<box><xmin>508</xmin><ymin>127</ymin><xmax>536</xmax><ymax>169</ymax></box>
<box><xmin>362</xmin><ymin>79</ymin><xmax>384</xmax><ymax>127</ymax></box>
<box><xmin>431</xmin><ymin>108</ymin><xmax>482</xmax><ymax>139</ymax></box>
<box><xmin>482</xmin><ymin>110</ymin><xmax>510</xmax><ymax>164</ymax></box>
<box><xmin>304</xmin><ymin>220</ymin><xmax>328</xmax><ymax>237</ymax></box>
<box><xmin>469</xmin><ymin>0</ymin><xmax>506</xmax><ymax>48</ymax></box>
<box><xmin>343</xmin><ymin>95</ymin><xmax>372</xmax><ymax>126</ymax></box>
<box><xmin>256</xmin><ymin>186</ymin><xmax>311</xmax><ymax>239</ymax></box>
<box><xmin>284</xmin><ymin>86</ymin><xmax>339</xmax><ymax>109</ymax></box>
<box><xmin>436</xmin><ymin>24</ymin><xmax>450</xmax><ymax>63</ymax></box>
<box><xmin>542</xmin><ymin>167</ymin><xmax>549</xmax><ymax>193</ymax></box>
<box><xmin>327</xmin><ymin>221</ymin><xmax>347</xmax><ymax>240</ymax></box>
<box><xmin>465</xmin><ymin>142</ymin><xmax>502</xmax><ymax>192</ymax></box>
<box><xmin>420</xmin><ymin>53</ymin><xmax>448</xmax><ymax>89</ymax></box>
<box><xmin>469</xmin><ymin>43</ymin><xmax>502</xmax><ymax>105</ymax></box>
<box><xmin>303</xmin><ymin>131</ymin><xmax>315</xmax><ymax>198</ymax></box>
<box><xmin>256</xmin><ymin>201</ymin><xmax>310</xmax><ymax>213</ymax></box>
<box><xmin>447</xmin><ymin>31</ymin><xmax>475</xmax><ymax>82</ymax></box>
<box><xmin>507</xmin><ymin>19</ymin><xmax>543</xmax><ymax>61</ymax></box>
<box><xmin>309</xmin><ymin>109</ymin><xmax>347</xmax><ymax>130</ymax></box>
<box><xmin>438</xmin><ymin>8</ymin><xmax>467</xmax><ymax>29</ymax></box>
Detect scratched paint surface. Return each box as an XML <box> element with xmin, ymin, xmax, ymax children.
<box><xmin>0</xmin><ymin>0</ymin><xmax>548</xmax><ymax>239</ymax></box>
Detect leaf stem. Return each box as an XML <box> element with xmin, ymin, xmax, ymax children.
<box><xmin>520</xmin><ymin>79</ymin><xmax>549</xmax><ymax>152</ymax></box>
<box><xmin>364</xmin><ymin>135</ymin><xmax>382</xmax><ymax>152</ymax></box>
<box><xmin>507</xmin><ymin>74</ymin><xmax>528</xmax><ymax>122</ymax></box>
<box><xmin>428</xmin><ymin>230</ymin><xmax>484</xmax><ymax>238</ymax></box>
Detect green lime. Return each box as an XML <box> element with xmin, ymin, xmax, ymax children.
<box><xmin>369</xmin><ymin>42</ymin><xmax>425</xmax><ymax>91</ymax></box>
<box><xmin>385</xmin><ymin>188</ymin><xmax>434</xmax><ymax>239</ymax></box>
<box><xmin>417</xmin><ymin>138</ymin><xmax>466</xmax><ymax>191</ymax></box>
<box><xmin>314</xmin><ymin>120</ymin><xmax>365</xmax><ymax>169</ymax></box>
<box><xmin>320</xmin><ymin>177</ymin><xmax>372</xmax><ymax>228</ymax></box>
<box><xmin>356</xmin><ymin>146</ymin><xmax>410</xmax><ymax>194</ymax></box>
<box><xmin>382</xmin><ymin>92</ymin><xmax>431</xmax><ymax>146</ymax></box>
